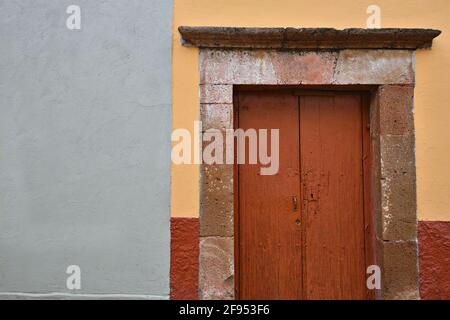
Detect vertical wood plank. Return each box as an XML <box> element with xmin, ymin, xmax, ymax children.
<box><xmin>238</xmin><ymin>91</ymin><xmax>302</xmax><ymax>299</ymax></box>
<box><xmin>300</xmin><ymin>94</ymin><xmax>367</xmax><ymax>299</ymax></box>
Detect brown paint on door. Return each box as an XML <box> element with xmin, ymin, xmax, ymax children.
<box><xmin>300</xmin><ymin>94</ymin><xmax>367</xmax><ymax>299</ymax></box>
<box><xmin>237</xmin><ymin>91</ymin><xmax>302</xmax><ymax>299</ymax></box>
<box><xmin>236</xmin><ymin>90</ymin><xmax>372</xmax><ymax>300</ymax></box>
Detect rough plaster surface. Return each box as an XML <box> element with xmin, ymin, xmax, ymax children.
<box><xmin>419</xmin><ymin>221</ymin><xmax>450</xmax><ymax>299</ymax></box>
<box><xmin>0</xmin><ymin>0</ymin><xmax>172</xmax><ymax>297</ymax></box>
<box><xmin>170</xmin><ymin>218</ymin><xmax>199</xmax><ymax>300</ymax></box>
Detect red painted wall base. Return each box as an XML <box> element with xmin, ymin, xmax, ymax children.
<box><xmin>169</xmin><ymin>219</ymin><xmax>449</xmax><ymax>300</ymax></box>
<box><xmin>170</xmin><ymin>217</ymin><xmax>199</xmax><ymax>300</ymax></box>
<box><xmin>419</xmin><ymin>220</ymin><xmax>450</xmax><ymax>300</ymax></box>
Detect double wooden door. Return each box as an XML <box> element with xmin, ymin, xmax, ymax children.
<box><xmin>236</xmin><ymin>90</ymin><xmax>373</xmax><ymax>300</ymax></box>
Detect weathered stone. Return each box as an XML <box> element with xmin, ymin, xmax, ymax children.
<box><xmin>197</xmin><ymin>34</ymin><xmax>422</xmax><ymax>300</ymax></box>
<box><xmin>199</xmin><ymin>237</ymin><xmax>234</xmax><ymax>300</ymax></box>
<box><xmin>333</xmin><ymin>50</ymin><xmax>414</xmax><ymax>84</ymax></box>
<box><xmin>201</xmin><ymin>164</ymin><xmax>234</xmax><ymax>237</ymax></box>
<box><xmin>380</xmin><ymin>240</ymin><xmax>420</xmax><ymax>300</ymax></box>
<box><xmin>380</xmin><ymin>135</ymin><xmax>415</xmax><ymax>177</ymax></box>
<box><xmin>369</xmin><ymin>91</ymin><xmax>382</xmax><ymax>240</ymax></box>
<box><xmin>370</xmin><ymin>141</ymin><xmax>384</xmax><ymax>239</ymax></box>
<box><xmin>181</xmin><ymin>26</ymin><xmax>285</xmax><ymax>49</ymax></box>
<box><xmin>380</xmin><ymin>174</ymin><xmax>417</xmax><ymax>241</ymax></box>
<box><xmin>370</xmin><ymin>90</ymin><xmax>381</xmax><ymax>138</ymax></box>
<box><xmin>200</xmin><ymin>104</ymin><xmax>233</xmax><ymax>131</ymax></box>
<box><xmin>200</xmin><ymin>84</ymin><xmax>233</xmax><ymax>103</ymax></box>
<box><xmin>200</xmin><ymin>49</ymin><xmax>337</xmax><ymax>85</ymax></box>
<box><xmin>180</xmin><ymin>26</ymin><xmax>441</xmax><ymax>50</ymax></box>
<box><xmin>285</xmin><ymin>28</ymin><xmax>440</xmax><ymax>49</ymax></box>
<box><xmin>270</xmin><ymin>51</ymin><xmax>337</xmax><ymax>84</ymax></box>
<box><xmin>379</xmin><ymin>85</ymin><xmax>415</xmax><ymax>135</ymax></box>
<box><xmin>200</xmin><ymin>50</ymin><xmax>277</xmax><ymax>84</ymax></box>
<box><xmin>380</xmin><ymin>135</ymin><xmax>417</xmax><ymax>241</ymax></box>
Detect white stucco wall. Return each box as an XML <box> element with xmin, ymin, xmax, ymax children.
<box><xmin>0</xmin><ymin>0</ymin><xmax>172</xmax><ymax>298</ymax></box>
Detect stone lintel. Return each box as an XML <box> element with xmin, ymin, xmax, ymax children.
<box><xmin>179</xmin><ymin>27</ymin><xmax>441</xmax><ymax>50</ymax></box>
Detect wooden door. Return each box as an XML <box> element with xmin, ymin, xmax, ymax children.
<box><xmin>236</xmin><ymin>90</ymin><xmax>371</xmax><ymax>300</ymax></box>
<box><xmin>237</xmin><ymin>91</ymin><xmax>302</xmax><ymax>299</ymax></box>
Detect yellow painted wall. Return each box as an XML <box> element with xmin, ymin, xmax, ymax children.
<box><xmin>172</xmin><ymin>0</ymin><xmax>450</xmax><ymax>221</ymax></box>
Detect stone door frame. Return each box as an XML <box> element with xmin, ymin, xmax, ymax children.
<box><xmin>178</xmin><ymin>27</ymin><xmax>441</xmax><ymax>300</ymax></box>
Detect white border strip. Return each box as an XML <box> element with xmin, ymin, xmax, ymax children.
<box><xmin>0</xmin><ymin>292</ymin><xmax>168</xmax><ymax>300</ymax></box>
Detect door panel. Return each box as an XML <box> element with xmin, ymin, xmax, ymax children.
<box><xmin>236</xmin><ymin>90</ymin><xmax>369</xmax><ymax>300</ymax></box>
<box><xmin>238</xmin><ymin>91</ymin><xmax>302</xmax><ymax>299</ymax></box>
<box><xmin>299</xmin><ymin>95</ymin><xmax>366</xmax><ymax>299</ymax></box>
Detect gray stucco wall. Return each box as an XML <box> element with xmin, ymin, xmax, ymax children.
<box><xmin>0</xmin><ymin>0</ymin><xmax>172</xmax><ymax>298</ymax></box>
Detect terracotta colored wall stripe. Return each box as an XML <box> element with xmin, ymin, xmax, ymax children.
<box><xmin>170</xmin><ymin>218</ymin><xmax>449</xmax><ymax>300</ymax></box>
<box><xmin>170</xmin><ymin>217</ymin><xmax>199</xmax><ymax>300</ymax></box>
<box><xmin>419</xmin><ymin>221</ymin><xmax>450</xmax><ymax>300</ymax></box>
